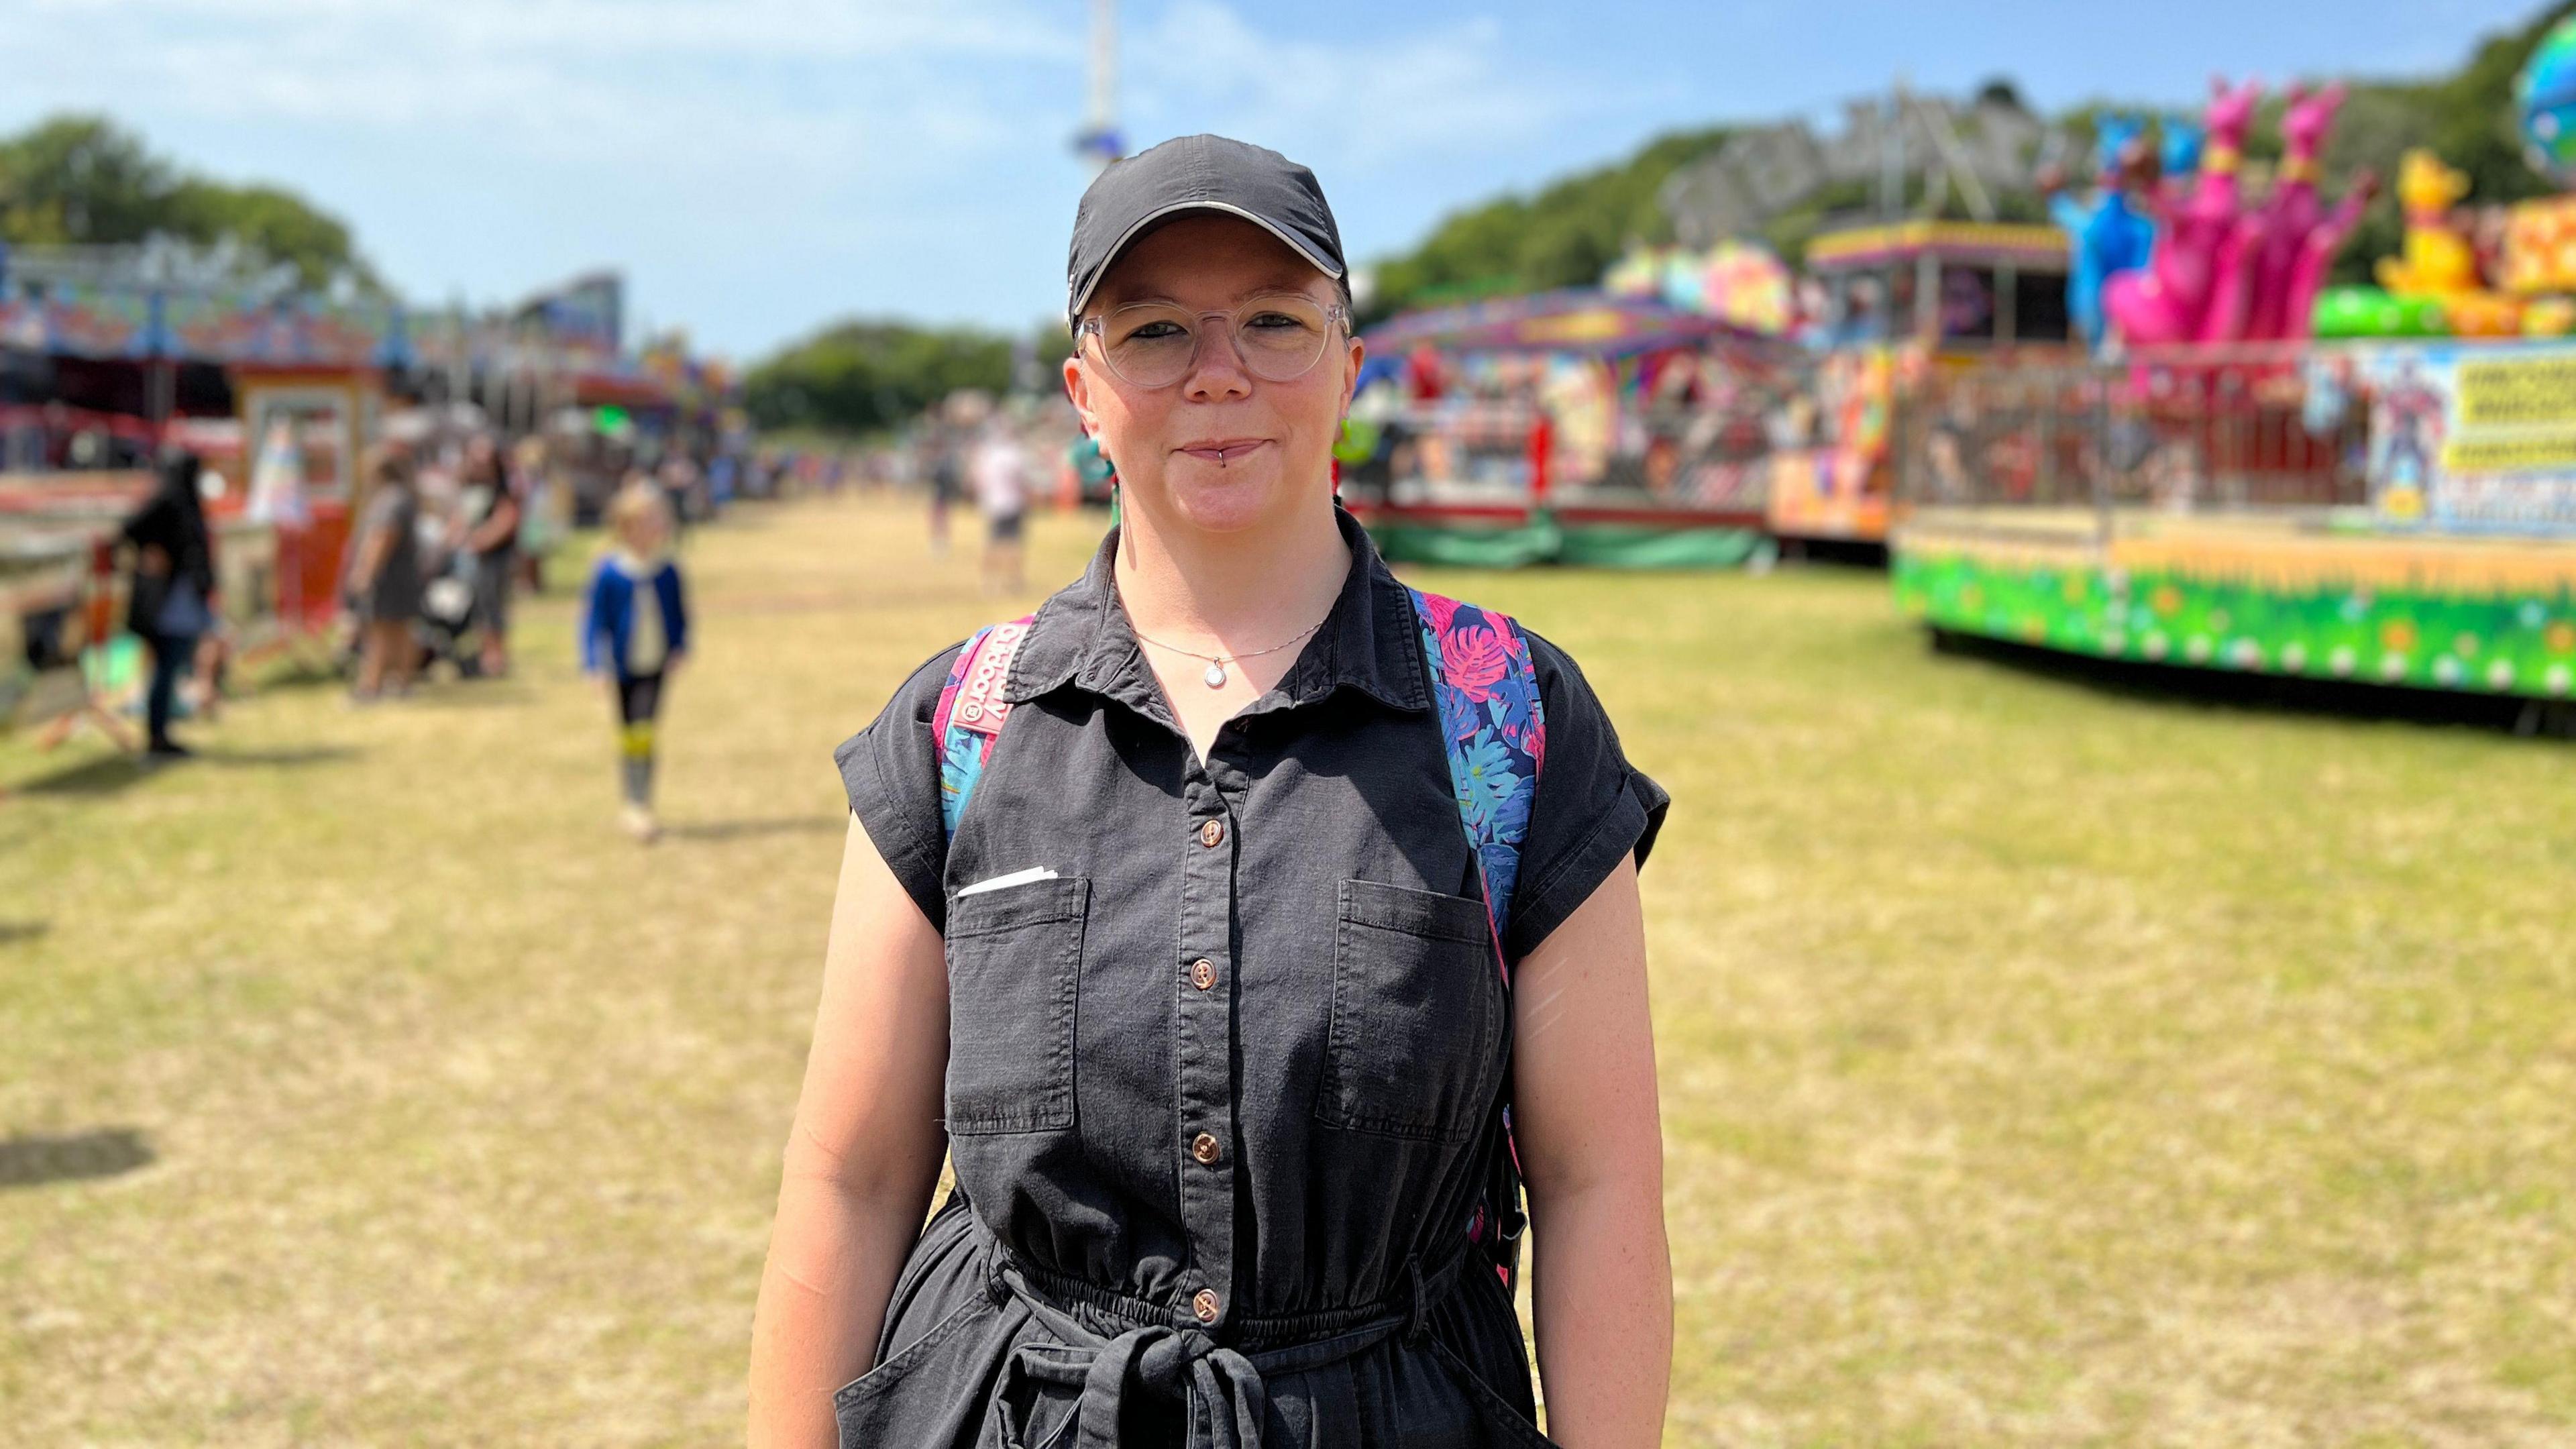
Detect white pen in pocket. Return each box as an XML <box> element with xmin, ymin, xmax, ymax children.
<box><xmin>955</xmin><ymin>866</ymin><xmax>1061</xmax><ymax>899</ymax></box>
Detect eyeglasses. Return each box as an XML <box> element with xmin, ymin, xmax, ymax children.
<box><xmin>1078</xmin><ymin>292</ymin><xmax>1348</xmax><ymax>390</ymax></box>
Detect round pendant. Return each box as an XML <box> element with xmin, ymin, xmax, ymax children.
<box><xmin>1203</xmin><ymin>660</ymin><xmax>1228</xmax><ymax>688</ymax></box>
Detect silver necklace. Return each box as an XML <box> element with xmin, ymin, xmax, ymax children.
<box><xmin>1133</xmin><ymin>612</ymin><xmax>1330</xmax><ymax>688</ymax></box>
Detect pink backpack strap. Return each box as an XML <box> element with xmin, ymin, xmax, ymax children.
<box><xmin>932</xmin><ymin>615</ymin><xmax>1036</xmax><ymax>839</ymax></box>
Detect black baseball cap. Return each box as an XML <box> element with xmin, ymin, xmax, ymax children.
<box><xmin>1066</xmin><ymin>134</ymin><xmax>1346</xmax><ymax>328</ymax></box>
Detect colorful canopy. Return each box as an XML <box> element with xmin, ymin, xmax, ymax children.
<box><xmin>1362</xmin><ymin>288</ymin><xmax>1750</xmax><ymax>359</ymax></box>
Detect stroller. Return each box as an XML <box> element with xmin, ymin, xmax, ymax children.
<box><xmin>415</xmin><ymin>545</ymin><xmax>482</xmax><ymax>678</ymax></box>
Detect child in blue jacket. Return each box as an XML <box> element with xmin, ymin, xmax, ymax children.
<box><xmin>580</xmin><ymin>479</ymin><xmax>690</xmax><ymax>841</ymax></box>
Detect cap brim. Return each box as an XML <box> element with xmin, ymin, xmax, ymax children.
<box><xmin>1069</xmin><ymin>201</ymin><xmax>1345</xmax><ymax>321</ymax></box>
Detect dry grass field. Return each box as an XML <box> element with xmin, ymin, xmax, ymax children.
<box><xmin>3</xmin><ymin>493</ymin><xmax>2571</xmax><ymax>1446</ymax></box>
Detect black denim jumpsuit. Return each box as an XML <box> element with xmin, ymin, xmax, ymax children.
<box><xmin>833</xmin><ymin>508</ymin><xmax>1668</xmax><ymax>1448</ymax></box>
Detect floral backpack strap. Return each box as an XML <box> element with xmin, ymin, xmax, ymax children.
<box><xmin>931</xmin><ymin>615</ymin><xmax>1037</xmax><ymax>839</ymax></box>
<box><xmin>1409</xmin><ymin>586</ymin><xmax>1547</xmax><ymax>1285</ymax></box>
<box><xmin>1409</xmin><ymin>586</ymin><xmax>1547</xmax><ymax>954</ymax></box>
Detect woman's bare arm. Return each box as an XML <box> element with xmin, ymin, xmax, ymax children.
<box><xmin>350</xmin><ymin>525</ymin><xmax>386</xmax><ymax>590</ymax></box>
<box><xmin>747</xmin><ymin>814</ymin><xmax>951</xmax><ymax>1448</ymax></box>
<box><xmin>1511</xmin><ymin>853</ymin><xmax>1670</xmax><ymax>1447</ymax></box>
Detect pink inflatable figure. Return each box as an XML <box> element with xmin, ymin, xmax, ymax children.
<box><xmin>2104</xmin><ymin>76</ymin><xmax>2263</xmax><ymax>347</ymax></box>
<box><xmin>2282</xmin><ymin>166</ymin><xmax>2379</xmax><ymax>343</ymax></box>
<box><xmin>2204</xmin><ymin>83</ymin><xmax>2371</xmax><ymax>341</ymax></box>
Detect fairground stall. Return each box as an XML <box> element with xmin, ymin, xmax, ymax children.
<box><xmin>1889</xmin><ymin>38</ymin><xmax>2576</xmax><ymax>713</ymax></box>
<box><xmin>0</xmin><ymin>247</ymin><xmax>730</xmax><ymax>739</ymax></box>
<box><xmin>0</xmin><ymin>244</ymin><xmax>403</xmax><ymax>733</ymax></box>
<box><xmin>1780</xmin><ymin>220</ymin><xmax>2074</xmax><ymax>547</ymax></box>
<box><xmin>1346</xmin><ymin>217</ymin><xmax>2074</xmax><ymax>569</ymax></box>
<box><xmin>1343</xmin><ymin>288</ymin><xmax>1778</xmax><ymax>568</ymax></box>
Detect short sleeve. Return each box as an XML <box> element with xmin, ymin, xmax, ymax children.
<box><xmin>833</xmin><ymin>642</ymin><xmax>967</xmax><ymax>933</ymax></box>
<box><xmin>1502</xmin><ymin>629</ymin><xmax>1670</xmax><ymax>961</ymax></box>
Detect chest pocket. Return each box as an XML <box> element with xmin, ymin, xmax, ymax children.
<box><xmin>1317</xmin><ymin>878</ymin><xmax>1505</xmax><ymax>1143</ymax></box>
<box><xmin>943</xmin><ymin>875</ymin><xmax>1088</xmax><ymax>1134</ymax></box>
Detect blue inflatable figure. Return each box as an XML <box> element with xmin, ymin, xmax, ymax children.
<box><xmin>2159</xmin><ymin>115</ymin><xmax>2204</xmax><ymax>182</ymax></box>
<box><xmin>2048</xmin><ymin>115</ymin><xmax>2160</xmax><ymax>349</ymax></box>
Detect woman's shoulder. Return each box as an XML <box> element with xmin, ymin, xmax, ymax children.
<box><xmin>833</xmin><ymin>638</ymin><xmax>976</xmax><ymax>930</ymax></box>
<box><xmin>1513</xmin><ymin>623</ymin><xmax>1599</xmax><ymax>702</ymax></box>
<box><xmin>845</xmin><ymin>638</ymin><xmax>974</xmax><ymax>754</ymax></box>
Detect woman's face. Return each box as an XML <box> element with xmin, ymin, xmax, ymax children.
<box><xmin>1065</xmin><ymin>213</ymin><xmax>1362</xmax><ymax>537</ymax></box>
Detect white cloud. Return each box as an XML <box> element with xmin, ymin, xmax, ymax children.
<box><xmin>20</xmin><ymin>0</ymin><xmax>1076</xmax><ymax>64</ymax></box>
<box><xmin>0</xmin><ymin>0</ymin><xmax>1117</xmax><ymax>351</ymax></box>
<box><xmin>1124</xmin><ymin>2</ymin><xmax>1569</xmax><ymax>173</ymax></box>
<box><xmin>3</xmin><ymin>0</ymin><xmax>1077</xmax><ymax>178</ymax></box>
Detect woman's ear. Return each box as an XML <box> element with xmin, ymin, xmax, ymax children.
<box><xmin>1062</xmin><ymin>354</ymin><xmax>1097</xmax><ymax>435</ymax></box>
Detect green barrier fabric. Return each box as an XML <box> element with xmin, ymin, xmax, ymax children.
<box><xmin>1556</xmin><ymin>524</ymin><xmax>1769</xmax><ymax>570</ymax></box>
<box><xmin>1368</xmin><ymin>519</ymin><xmax>1562</xmax><ymax>570</ymax></box>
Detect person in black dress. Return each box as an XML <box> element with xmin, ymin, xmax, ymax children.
<box><xmin>347</xmin><ymin>450</ymin><xmax>424</xmax><ymax>701</ymax></box>
<box><xmin>119</xmin><ymin>453</ymin><xmax>217</xmax><ymax>759</ymax></box>
<box><xmin>750</xmin><ymin>137</ymin><xmax>1672</xmax><ymax>1448</ymax></box>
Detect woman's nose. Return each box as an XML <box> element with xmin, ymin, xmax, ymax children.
<box><xmin>1180</xmin><ymin>323</ymin><xmax>1254</xmax><ymax>402</ymax></box>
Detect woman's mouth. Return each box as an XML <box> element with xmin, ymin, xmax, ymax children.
<box><xmin>1175</xmin><ymin>438</ymin><xmax>1271</xmax><ymax>466</ymax></box>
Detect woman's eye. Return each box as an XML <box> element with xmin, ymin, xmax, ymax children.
<box><xmin>1246</xmin><ymin>312</ymin><xmax>1309</xmax><ymax>332</ymax></box>
<box><xmin>1124</xmin><ymin>320</ymin><xmax>1188</xmax><ymax>342</ymax></box>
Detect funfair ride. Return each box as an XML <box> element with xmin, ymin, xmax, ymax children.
<box><xmin>1892</xmin><ymin>42</ymin><xmax>2576</xmax><ymax>712</ymax></box>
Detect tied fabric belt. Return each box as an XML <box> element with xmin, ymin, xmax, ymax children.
<box><xmin>982</xmin><ymin>1240</ymin><xmax>1466</xmax><ymax>1449</ymax></box>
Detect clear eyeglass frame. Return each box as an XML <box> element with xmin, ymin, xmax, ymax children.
<box><xmin>1077</xmin><ymin>292</ymin><xmax>1351</xmax><ymax>390</ymax></box>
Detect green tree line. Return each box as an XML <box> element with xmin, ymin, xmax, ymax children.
<box><xmin>0</xmin><ymin>115</ymin><xmax>376</xmax><ymax>291</ymax></box>
<box><xmin>741</xmin><ymin>321</ymin><xmax>1073</xmax><ymax>436</ymax></box>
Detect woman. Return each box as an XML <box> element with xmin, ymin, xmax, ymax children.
<box><xmin>119</xmin><ymin>452</ymin><xmax>217</xmax><ymax>759</ymax></box>
<box><xmin>509</xmin><ymin>435</ymin><xmax>557</xmax><ymax>596</ymax></box>
<box><xmin>749</xmin><ymin>135</ymin><xmax>1672</xmax><ymax>1448</ymax></box>
<box><xmin>347</xmin><ymin>449</ymin><xmax>424</xmax><ymax>701</ymax></box>
<box><xmin>458</xmin><ymin>433</ymin><xmax>522</xmax><ymax>679</ymax></box>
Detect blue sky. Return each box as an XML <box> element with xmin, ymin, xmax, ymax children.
<box><xmin>1</xmin><ymin>0</ymin><xmax>2545</xmax><ymax>358</ymax></box>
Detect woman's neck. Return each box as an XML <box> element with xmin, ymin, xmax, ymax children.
<box><xmin>1113</xmin><ymin>491</ymin><xmax>1349</xmax><ymax>650</ymax></box>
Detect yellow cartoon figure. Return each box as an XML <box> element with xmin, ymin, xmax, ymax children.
<box><xmin>2376</xmin><ymin>150</ymin><xmax>2522</xmax><ymax>334</ymax></box>
<box><xmin>2377</xmin><ymin>151</ymin><xmax>2476</xmax><ymax>294</ymax></box>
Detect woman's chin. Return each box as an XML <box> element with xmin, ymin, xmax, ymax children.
<box><xmin>1165</xmin><ymin>468</ymin><xmax>1291</xmax><ymax>534</ymax></box>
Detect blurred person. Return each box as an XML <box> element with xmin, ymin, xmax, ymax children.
<box><xmin>458</xmin><ymin>434</ymin><xmax>522</xmax><ymax>678</ymax></box>
<box><xmin>1067</xmin><ymin>427</ymin><xmax>1116</xmax><ymax>509</ymax></box>
<box><xmin>924</xmin><ymin>430</ymin><xmax>963</xmax><ymax>554</ymax></box>
<box><xmin>119</xmin><ymin>451</ymin><xmax>217</xmax><ymax>759</ymax></box>
<box><xmin>655</xmin><ymin>446</ymin><xmax>693</xmax><ymax>533</ymax></box>
<box><xmin>750</xmin><ymin>135</ymin><xmax>1670</xmax><ymax>1449</ymax></box>
<box><xmin>347</xmin><ymin>449</ymin><xmax>425</xmax><ymax>702</ymax></box>
<box><xmin>580</xmin><ymin>478</ymin><xmax>690</xmax><ymax>843</ymax></box>
<box><xmin>708</xmin><ymin>447</ymin><xmax>739</xmax><ymax>512</ymax></box>
<box><xmin>509</xmin><ymin>436</ymin><xmax>556</xmax><ymax>595</ymax></box>
<box><xmin>969</xmin><ymin>421</ymin><xmax>1029</xmax><ymax>594</ymax></box>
